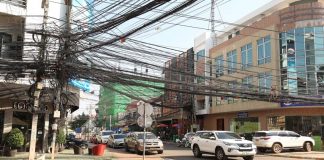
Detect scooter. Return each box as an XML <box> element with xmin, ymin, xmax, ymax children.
<box><xmin>176</xmin><ymin>137</ymin><xmax>190</xmax><ymax>148</ymax></box>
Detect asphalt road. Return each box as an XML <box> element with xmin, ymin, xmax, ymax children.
<box><xmin>107</xmin><ymin>143</ymin><xmax>309</xmax><ymax>160</ymax></box>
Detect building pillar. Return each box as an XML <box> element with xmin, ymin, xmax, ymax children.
<box><xmin>3</xmin><ymin>109</ymin><xmax>13</xmax><ymax>134</ymax></box>
<box><xmin>259</xmin><ymin>115</ymin><xmax>267</xmax><ymax>130</ymax></box>
<box><xmin>42</xmin><ymin>113</ymin><xmax>49</xmax><ymax>153</ymax></box>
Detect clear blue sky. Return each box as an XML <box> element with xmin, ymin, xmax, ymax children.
<box><xmin>134</xmin><ymin>0</ymin><xmax>273</xmax><ymax>50</ymax></box>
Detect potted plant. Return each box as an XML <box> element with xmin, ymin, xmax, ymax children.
<box><xmin>5</xmin><ymin>128</ymin><xmax>24</xmax><ymax>157</ymax></box>
<box><xmin>56</xmin><ymin>130</ymin><xmax>66</xmax><ymax>152</ymax></box>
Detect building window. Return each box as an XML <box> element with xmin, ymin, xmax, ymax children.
<box><xmin>215</xmin><ymin>55</ymin><xmax>224</xmax><ymax>77</ymax></box>
<box><xmin>242</xmin><ymin>76</ymin><xmax>253</xmax><ymax>89</ymax></box>
<box><xmin>228</xmin><ymin>34</ymin><xmax>232</xmax><ymax>40</ymax></box>
<box><xmin>241</xmin><ymin>43</ymin><xmax>253</xmax><ymax>70</ymax></box>
<box><xmin>227</xmin><ymin>50</ymin><xmax>237</xmax><ymax>74</ymax></box>
<box><xmin>257</xmin><ymin>35</ymin><xmax>271</xmax><ymax>65</ymax></box>
<box><xmin>258</xmin><ymin>72</ymin><xmax>272</xmax><ymax>93</ymax></box>
<box><xmin>197</xmin><ymin>50</ymin><xmax>205</xmax><ymax>61</ymax></box>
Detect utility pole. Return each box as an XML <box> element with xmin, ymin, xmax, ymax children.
<box><xmin>211</xmin><ymin>0</ymin><xmax>217</xmax><ymax>46</ymax></box>
<box><xmin>109</xmin><ymin>115</ymin><xmax>112</xmax><ymax>130</ymax></box>
<box><xmin>28</xmin><ymin>0</ymin><xmax>48</xmax><ymax>159</ymax></box>
<box><xmin>51</xmin><ymin>0</ymin><xmax>72</xmax><ymax>159</ymax></box>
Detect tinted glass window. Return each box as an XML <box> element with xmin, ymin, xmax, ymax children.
<box><xmin>138</xmin><ymin>133</ymin><xmax>156</xmax><ymax>139</ymax></box>
<box><xmin>278</xmin><ymin>132</ymin><xmax>288</xmax><ymax>137</ymax></box>
<box><xmin>254</xmin><ymin>132</ymin><xmax>277</xmax><ymax>137</ymax></box>
<box><xmin>102</xmin><ymin>131</ymin><xmax>113</xmax><ymax>136</ymax></box>
<box><xmin>288</xmin><ymin>131</ymin><xmax>300</xmax><ymax>137</ymax></box>
<box><xmin>114</xmin><ymin>134</ymin><xmax>126</xmax><ymax>139</ymax></box>
<box><xmin>215</xmin><ymin>132</ymin><xmax>241</xmax><ymax>139</ymax></box>
<box><xmin>200</xmin><ymin>132</ymin><xmax>210</xmax><ymax>139</ymax></box>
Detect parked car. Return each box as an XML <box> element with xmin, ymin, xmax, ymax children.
<box><xmin>191</xmin><ymin>131</ymin><xmax>256</xmax><ymax>160</ymax></box>
<box><xmin>97</xmin><ymin>130</ymin><xmax>114</xmax><ymax>143</ymax></box>
<box><xmin>107</xmin><ymin>134</ymin><xmax>126</xmax><ymax>148</ymax></box>
<box><xmin>252</xmin><ymin>130</ymin><xmax>315</xmax><ymax>153</ymax></box>
<box><xmin>240</xmin><ymin>132</ymin><xmax>255</xmax><ymax>141</ymax></box>
<box><xmin>124</xmin><ymin>132</ymin><xmax>163</xmax><ymax>155</ymax></box>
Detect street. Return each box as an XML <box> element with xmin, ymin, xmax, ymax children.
<box><xmin>107</xmin><ymin>143</ymin><xmax>309</xmax><ymax>160</ymax></box>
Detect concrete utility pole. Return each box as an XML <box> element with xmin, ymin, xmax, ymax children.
<box><xmin>28</xmin><ymin>0</ymin><xmax>49</xmax><ymax>159</ymax></box>
<box><xmin>51</xmin><ymin>0</ymin><xmax>72</xmax><ymax>159</ymax></box>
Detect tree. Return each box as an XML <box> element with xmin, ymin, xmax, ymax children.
<box><xmin>69</xmin><ymin>112</ymin><xmax>89</xmax><ymax>131</ymax></box>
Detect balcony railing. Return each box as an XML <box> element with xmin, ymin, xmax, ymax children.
<box><xmin>1</xmin><ymin>0</ymin><xmax>27</xmax><ymax>8</ymax></box>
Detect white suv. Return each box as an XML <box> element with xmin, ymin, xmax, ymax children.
<box><xmin>252</xmin><ymin>131</ymin><xmax>315</xmax><ymax>153</ymax></box>
<box><xmin>191</xmin><ymin>131</ymin><xmax>256</xmax><ymax>160</ymax></box>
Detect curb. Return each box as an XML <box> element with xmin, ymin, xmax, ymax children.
<box><xmin>268</xmin><ymin>154</ymin><xmax>324</xmax><ymax>160</ymax></box>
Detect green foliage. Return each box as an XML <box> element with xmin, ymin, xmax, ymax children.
<box><xmin>69</xmin><ymin>113</ymin><xmax>88</xmax><ymax>130</ymax></box>
<box><xmin>312</xmin><ymin>136</ymin><xmax>322</xmax><ymax>151</ymax></box>
<box><xmin>56</xmin><ymin>130</ymin><xmax>66</xmax><ymax>144</ymax></box>
<box><xmin>5</xmin><ymin>128</ymin><xmax>24</xmax><ymax>149</ymax></box>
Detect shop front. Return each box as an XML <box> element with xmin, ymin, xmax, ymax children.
<box><xmin>205</xmin><ymin>107</ymin><xmax>324</xmax><ymax>136</ymax></box>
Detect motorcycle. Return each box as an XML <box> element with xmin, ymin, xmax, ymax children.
<box><xmin>176</xmin><ymin>137</ymin><xmax>190</xmax><ymax>148</ymax></box>
<box><xmin>64</xmin><ymin>138</ymin><xmax>88</xmax><ymax>149</ymax></box>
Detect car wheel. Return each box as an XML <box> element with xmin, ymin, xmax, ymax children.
<box><xmin>243</xmin><ymin>156</ymin><xmax>254</xmax><ymax>160</ymax></box>
<box><xmin>303</xmin><ymin>142</ymin><xmax>312</xmax><ymax>152</ymax></box>
<box><xmin>135</xmin><ymin>145</ymin><xmax>143</xmax><ymax>155</ymax></box>
<box><xmin>272</xmin><ymin>143</ymin><xmax>282</xmax><ymax>153</ymax></box>
<box><xmin>193</xmin><ymin>145</ymin><xmax>202</xmax><ymax>158</ymax></box>
<box><xmin>125</xmin><ymin>144</ymin><xmax>129</xmax><ymax>152</ymax></box>
<box><xmin>157</xmin><ymin>150</ymin><xmax>163</xmax><ymax>154</ymax></box>
<box><xmin>215</xmin><ymin>148</ymin><xmax>227</xmax><ymax>160</ymax></box>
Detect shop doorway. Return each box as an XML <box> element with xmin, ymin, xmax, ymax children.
<box><xmin>216</xmin><ymin>119</ymin><xmax>224</xmax><ymax>130</ymax></box>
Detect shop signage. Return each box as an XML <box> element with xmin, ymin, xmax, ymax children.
<box><xmin>281</xmin><ymin>95</ymin><xmax>324</xmax><ymax>107</ymax></box>
<box><xmin>237</xmin><ymin>112</ymin><xmax>248</xmax><ymax>118</ymax></box>
<box><xmin>12</xmin><ymin>101</ymin><xmax>48</xmax><ymax>112</ymax></box>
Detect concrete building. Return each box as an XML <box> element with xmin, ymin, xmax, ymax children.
<box><xmin>193</xmin><ymin>32</ymin><xmax>214</xmax><ymax>130</ymax></box>
<box><xmin>0</xmin><ymin>0</ymin><xmax>80</xmax><ymax>155</ymax></box>
<box><xmin>163</xmin><ymin>48</ymin><xmax>195</xmax><ymax>135</ymax></box>
<box><xmin>204</xmin><ymin>0</ymin><xmax>324</xmax><ymax>137</ymax></box>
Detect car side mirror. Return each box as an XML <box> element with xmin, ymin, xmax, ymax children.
<box><xmin>209</xmin><ymin>137</ymin><xmax>216</xmax><ymax>140</ymax></box>
<box><xmin>241</xmin><ymin>137</ymin><xmax>245</xmax><ymax>140</ymax></box>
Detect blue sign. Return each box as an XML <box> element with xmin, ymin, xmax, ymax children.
<box><xmin>69</xmin><ymin>79</ymin><xmax>90</xmax><ymax>92</ymax></box>
<box><xmin>237</xmin><ymin>112</ymin><xmax>248</xmax><ymax>118</ymax></box>
<box><xmin>75</xmin><ymin>127</ymin><xmax>82</xmax><ymax>133</ymax></box>
<box><xmin>281</xmin><ymin>95</ymin><xmax>324</xmax><ymax>107</ymax></box>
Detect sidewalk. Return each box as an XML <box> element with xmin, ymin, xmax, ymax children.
<box><xmin>0</xmin><ymin>148</ymin><xmax>113</xmax><ymax>160</ymax></box>
<box><xmin>265</xmin><ymin>151</ymin><xmax>324</xmax><ymax>160</ymax></box>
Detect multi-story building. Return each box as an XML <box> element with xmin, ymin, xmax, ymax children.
<box><xmin>193</xmin><ymin>32</ymin><xmax>214</xmax><ymax>130</ymax></box>
<box><xmin>163</xmin><ymin>48</ymin><xmax>195</xmax><ymax>135</ymax></box>
<box><xmin>204</xmin><ymin>0</ymin><xmax>324</xmax><ymax>137</ymax></box>
<box><xmin>0</xmin><ymin>0</ymin><xmax>80</xmax><ymax>154</ymax></box>
<box><xmin>98</xmin><ymin>82</ymin><xmax>163</xmax><ymax>130</ymax></box>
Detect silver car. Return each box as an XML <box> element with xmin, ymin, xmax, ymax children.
<box><xmin>107</xmin><ymin>134</ymin><xmax>126</xmax><ymax>148</ymax></box>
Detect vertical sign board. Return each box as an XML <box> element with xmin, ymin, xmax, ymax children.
<box><xmin>287</xmin><ymin>47</ymin><xmax>297</xmax><ymax>95</ymax></box>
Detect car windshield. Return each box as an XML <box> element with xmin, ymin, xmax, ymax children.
<box><xmin>137</xmin><ymin>133</ymin><xmax>157</xmax><ymax>139</ymax></box>
<box><xmin>215</xmin><ymin>132</ymin><xmax>241</xmax><ymax>139</ymax></box>
<box><xmin>254</xmin><ymin>132</ymin><xmax>277</xmax><ymax>137</ymax></box>
<box><xmin>114</xmin><ymin>134</ymin><xmax>126</xmax><ymax>139</ymax></box>
<box><xmin>102</xmin><ymin>131</ymin><xmax>113</xmax><ymax>136</ymax></box>
<box><xmin>185</xmin><ymin>133</ymin><xmax>195</xmax><ymax>138</ymax></box>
